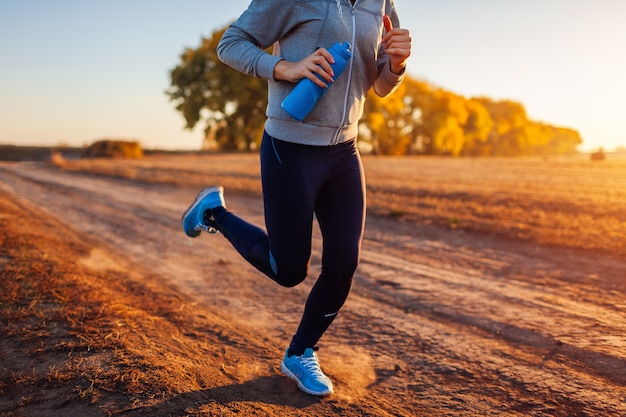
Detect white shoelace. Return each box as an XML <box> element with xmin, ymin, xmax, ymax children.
<box><xmin>299</xmin><ymin>355</ymin><xmax>326</xmax><ymax>378</ymax></box>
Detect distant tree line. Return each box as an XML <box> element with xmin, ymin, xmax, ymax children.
<box><xmin>82</xmin><ymin>139</ymin><xmax>143</xmax><ymax>159</ymax></box>
<box><xmin>167</xmin><ymin>26</ymin><xmax>582</xmax><ymax>156</ymax></box>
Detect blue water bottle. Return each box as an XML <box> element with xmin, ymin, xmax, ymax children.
<box><xmin>281</xmin><ymin>42</ymin><xmax>352</xmax><ymax>121</ymax></box>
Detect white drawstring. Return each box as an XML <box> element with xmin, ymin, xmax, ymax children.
<box><xmin>336</xmin><ymin>0</ymin><xmax>343</xmax><ymax>20</ymax></box>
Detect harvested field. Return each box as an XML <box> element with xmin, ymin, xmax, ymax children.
<box><xmin>1</xmin><ymin>153</ymin><xmax>625</xmax><ymax>416</ymax></box>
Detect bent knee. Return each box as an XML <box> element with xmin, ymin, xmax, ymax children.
<box><xmin>274</xmin><ymin>264</ymin><xmax>308</xmax><ymax>288</ymax></box>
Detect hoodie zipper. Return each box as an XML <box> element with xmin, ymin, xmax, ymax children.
<box><xmin>333</xmin><ymin>2</ymin><xmax>357</xmax><ymax>145</ymax></box>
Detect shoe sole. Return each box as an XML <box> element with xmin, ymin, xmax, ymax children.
<box><xmin>280</xmin><ymin>362</ymin><xmax>334</xmax><ymax>396</ymax></box>
<box><xmin>181</xmin><ymin>186</ymin><xmax>223</xmax><ymax>238</ymax></box>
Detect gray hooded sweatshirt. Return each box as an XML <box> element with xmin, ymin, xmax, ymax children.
<box><xmin>217</xmin><ymin>0</ymin><xmax>405</xmax><ymax>146</ymax></box>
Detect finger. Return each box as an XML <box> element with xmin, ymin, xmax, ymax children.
<box><xmin>385</xmin><ymin>46</ymin><xmax>411</xmax><ymax>60</ymax></box>
<box><xmin>305</xmin><ymin>59</ymin><xmax>333</xmax><ymax>87</ymax></box>
<box><xmin>384</xmin><ymin>29</ymin><xmax>411</xmax><ymax>52</ymax></box>
<box><xmin>315</xmin><ymin>47</ymin><xmax>335</xmax><ymax>65</ymax></box>
<box><xmin>309</xmin><ymin>72</ymin><xmax>330</xmax><ymax>88</ymax></box>
<box><xmin>310</xmin><ymin>64</ymin><xmax>334</xmax><ymax>86</ymax></box>
<box><xmin>318</xmin><ymin>59</ymin><xmax>335</xmax><ymax>80</ymax></box>
<box><xmin>385</xmin><ymin>39</ymin><xmax>412</xmax><ymax>59</ymax></box>
<box><xmin>383</xmin><ymin>14</ymin><xmax>393</xmax><ymax>32</ymax></box>
<box><xmin>311</xmin><ymin>49</ymin><xmax>335</xmax><ymax>81</ymax></box>
<box><xmin>386</xmin><ymin>32</ymin><xmax>411</xmax><ymax>46</ymax></box>
<box><xmin>382</xmin><ymin>15</ymin><xmax>396</xmax><ymax>45</ymax></box>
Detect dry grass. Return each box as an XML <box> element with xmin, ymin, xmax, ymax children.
<box><xmin>364</xmin><ymin>154</ymin><xmax>626</xmax><ymax>255</ymax></box>
<box><xmin>2</xmin><ymin>152</ymin><xmax>625</xmax><ymax>416</ymax></box>
<box><xmin>57</xmin><ymin>152</ymin><xmax>626</xmax><ymax>256</ymax></box>
<box><xmin>0</xmin><ymin>197</ymin><xmax>243</xmax><ymax>416</ymax></box>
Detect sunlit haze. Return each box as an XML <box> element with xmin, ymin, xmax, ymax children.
<box><xmin>1</xmin><ymin>0</ymin><xmax>624</xmax><ymax>152</ymax></box>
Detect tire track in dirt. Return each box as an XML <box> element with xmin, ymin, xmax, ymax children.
<box><xmin>0</xmin><ymin>163</ymin><xmax>295</xmax><ymax>331</ymax></box>
<box><xmin>340</xmin><ymin>252</ymin><xmax>626</xmax><ymax>414</ymax></box>
<box><xmin>344</xmin><ymin>219</ymin><xmax>626</xmax><ymax>414</ymax></box>
<box><xmin>2</xmin><ymin>162</ymin><xmax>625</xmax><ymax>416</ymax></box>
<box><xmin>359</xmin><ymin>243</ymin><xmax>626</xmax><ymax>361</ymax></box>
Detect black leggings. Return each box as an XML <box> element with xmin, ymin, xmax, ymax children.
<box><xmin>212</xmin><ymin>131</ymin><xmax>365</xmax><ymax>351</ymax></box>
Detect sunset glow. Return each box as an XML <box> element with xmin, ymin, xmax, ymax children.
<box><xmin>0</xmin><ymin>0</ymin><xmax>624</xmax><ymax>152</ymax></box>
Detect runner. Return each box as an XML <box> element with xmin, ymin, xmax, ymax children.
<box><xmin>182</xmin><ymin>0</ymin><xmax>411</xmax><ymax>396</ymax></box>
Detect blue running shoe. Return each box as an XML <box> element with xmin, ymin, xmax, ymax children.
<box><xmin>280</xmin><ymin>348</ymin><xmax>334</xmax><ymax>396</ymax></box>
<box><xmin>181</xmin><ymin>186</ymin><xmax>225</xmax><ymax>238</ymax></box>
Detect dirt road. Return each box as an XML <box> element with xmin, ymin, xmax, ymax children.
<box><xmin>1</xmin><ymin>161</ymin><xmax>625</xmax><ymax>416</ymax></box>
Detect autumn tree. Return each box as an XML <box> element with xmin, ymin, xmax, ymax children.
<box><xmin>361</xmin><ymin>77</ymin><xmax>433</xmax><ymax>155</ymax></box>
<box><xmin>362</xmin><ymin>81</ymin><xmax>418</xmax><ymax>155</ymax></box>
<box><xmin>545</xmin><ymin>126</ymin><xmax>583</xmax><ymax>154</ymax></box>
<box><xmin>167</xmin><ymin>27</ymin><xmax>267</xmax><ymax>151</ymax></box>
<box><xmin>167</xmin><ymin>26</ymin><xmax>582</xmax><ymax>156</ymax></box>
<box><xmin>474</xmin><ymin>97</ymin><xmax>581</xmax><ymax>156</ymax></box>
<box><xmin>461</xmin><ymin>99</ymin><xmax>493</xmax><ymax>156</ymax></box>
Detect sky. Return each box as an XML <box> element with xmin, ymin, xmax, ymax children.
<box><xmin>1</xmin><ymin>0</ymin><xmax>625</xmax><ymax>152</ymax></box>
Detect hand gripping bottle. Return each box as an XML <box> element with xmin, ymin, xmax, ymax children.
<box><xmin>281</xmin><ymin>42</ymin><xmax>352</xmax><ymax>121</ymax></box>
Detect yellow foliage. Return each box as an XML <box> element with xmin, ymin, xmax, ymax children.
<box><xmin>168</xmin><ymin>25</ymin><xmax>584</xmax><ymax>156</ymax></box>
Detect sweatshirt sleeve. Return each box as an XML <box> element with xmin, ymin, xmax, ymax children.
<box><xmin>373</xmin><ymin>2</ymin><xmax>406</xmax><ymax>97</ymax></box>
<box><xmin>217</xmin><ymin>0</ymin><xmax>295</xmax><ymax>81</ymax></box>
